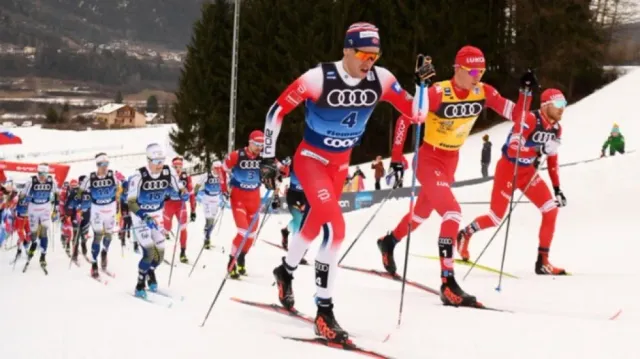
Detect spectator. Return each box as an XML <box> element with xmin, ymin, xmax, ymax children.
<box><xmin>481</xmin><ymin>134</ymin><xmax>492</xmax><ymax>178</ymax></box>
<box><xmin>601</xmin><ymin>123</ymin><xmax>625</xmax><ymax>157</ymax></box>
<box><xmin>371</xmin><ymin>156</ymin><xmax>385</xmax><ymax>190</ymax></box>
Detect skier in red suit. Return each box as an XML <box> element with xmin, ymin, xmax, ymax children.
<box><xmin>163</xmin><ymin>156</ymin><xmax>196</xmax><ymax>263</ymax></box>
<box><xmin>220</xmin><ymin>130</ymin><xmax>266</xmax><ymax>279</ymax></box>
<box><xmin>458</xmin><ymin>86</ymin><xmax>568</xmax><ymax>275</ymax></box>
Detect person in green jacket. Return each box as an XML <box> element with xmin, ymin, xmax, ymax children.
<box><xmin>601</xmin><ymin>123</ymin><xmax>625</xmax><ymax>157</ymax></box>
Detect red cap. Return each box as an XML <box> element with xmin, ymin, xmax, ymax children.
<box><xmin>70</xmin><ymin>179</ymin><xmax>79</xmax><ymax>187</ymax></box>
<box><xmin>455</xmin><ymin>46</ymin><xmax>485</xmax><ymax>68</ymax></box>
<box><xmin>541</xmin><ymin>88</ymin><xmax>566</xmax><ymax>105</ymax></box>
<box><xmin>249</xmin><ymin>130</ymin><xmax>264</xmax><ymax>144</ymax></box>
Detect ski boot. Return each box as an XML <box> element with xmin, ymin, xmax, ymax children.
<box><xmin>90</xmin><ymin>262</ymin><xmax>100</xmax><ymax>278</ymax></box>
<box><xmin>39</xmin><ymin>253</ymin><xmax>47</xmax><ymax>269</ymax></box>
<box><xmin>273</xmin><ymin>260</ymin><xmax>295</xmax><ymax>309</ymax></box>
<box><xmin>133</xmin><ymin>242</ymin><xmax>140</xmax><ymax>253</ymax></box>
<box><xmin>81</xmin><ymin>241</ymin><xmax>88</xmax><ymax>256</ymax></box>
<box><xmin>179</xmin><ymin>248</ymin><xmax>189</xmax><ymax>264</ymax></box>
<box><xmin>203</xmin><ymin>239</ymin><xmax>211</xmax><ymax>250</ymax></box>
<box><xmin>377</xmin><ymin>232</ymin><xmax>398</xmax><ymax>275</ymax></box>
<box><xmin>227</xmin><ymin>255</ymin><xmax>240</xmax><ymax>279</ymax></box>
<box><xmin>237</xmin><ymin>252</ymin><xmax>247</xmax><ymax>276</ymax></box>
<box><xmin>281</xmin><ymin>227</ymin><xmax>290</xmax><ymax>250</ymax></box>
<box><xmin>314</xmin><ymin>298</ymin><xmax>349</xmax><ymax>343</ymax></box>
<box><xmin>535</xmin><ymin>253</ymin><xmax>567</xmax><ymax>275</ymax></box>
<box><xmin>135</xmin><ymin>272</ymin><xmax>148</xmax><ymax>299</ymax></box>
<box><xmin>13</xmin><ymin>246</ymin><xmax>22</xmax><ymax>263</ymax></box>
<box><xmin>440</xmin><ymin>275</ymin><xmax>477</xmax><ymax>307</ymax></box>
<box><xmin>100</xmin><ymin>250</ymin><xmax>108</xmax><ymax>270</ymax></box>
<box><xmin>457</xmin><ymin>223</ymin><xmax>479</xmax><ymax>262</ymax></box>
<box><xmin>71</xmin><ymin>246</ymin><xmax>79</xmax><ymax>263</ymax></box>
<box><xmin>147</xmin><ymin>270</ymin><xmax>158</xmax><ymax>292</ymax></box>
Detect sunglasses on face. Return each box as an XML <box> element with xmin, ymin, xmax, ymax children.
<box><xmin>551</xmin><ymin>99</ymin><xmax>567</xmax><ymax>109</ymax></box>
<box><xmin>250</xmin><ymin>140</ymin><xmax>264</xmax><ymax>148</ymax></box>
<box><xmin>37</xmin><ymin>172</ymin><xmax>47</xmax><ymax>177</ymax></box>
<box><xmin>354</xmin><ymin>48</ymin><xmax>381</xmax><ymax>62</ymax></box>
<box><xmin>97</xmin><ymin>161</ymin><xmax>109</xmax><ymax>167</ymax></box>
<box><xmin>149</xmin><ymin>158</ymin><xmax>165</xmax><ymax>165</ymax></box>
<box><xmin>459</xmin><ymin>65</ymin><xmax>486</xmax><ymax>77</ymax></box>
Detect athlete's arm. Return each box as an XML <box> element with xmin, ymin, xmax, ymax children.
<box><xmin>377</xmin><ymin>67</ymin><xmax>429</xmax><ymax>123</ymax></box>
<box><xmin>505</xmin><ymin>91</ymin><xmax>536</xmax><ymax>158</ymax></box>
<box><xmin>19</xmin><ymin>180</ymin><xmax>31</xmax><ymax>199</ymax></box>
<box><xmin>389</xmin><ymin>85</ymin><xmax>441</xmax><ymax>155</ymax></box>
<box><xmin>483</xmin><ymin>83</ymin><xmax>516</xmax><ymax>121</ymax></box>
<box><xmin>168</xmin><ymin>166</ymin><xmax>184</xmax><ymax>193</ymax></box>
<box><xmin>186</xmin><ymin>176</ymin><xmax>196</xmax><ymax>210</ymax></box>
<box><xmin>263</xmin><ymin>67</ymin><xmax>323</xmax><ymax>158</ymax></box>
<box><xmin>126</xmin><ymin>172</ymin><xmax>142</xmax><ymax>216</ymax></box>
<box><xmin>220</xmin><ymin>151</ymin><xmax>239</xmax><ymax>192</ymax></box>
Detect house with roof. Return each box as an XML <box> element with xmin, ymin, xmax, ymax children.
<box><xmin>92</xmin><ymin>103</ymin><xmax>146</xmax><ymax>128</ymax></box>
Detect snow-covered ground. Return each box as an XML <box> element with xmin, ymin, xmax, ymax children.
<box><xmin>0</xmin><ymin>70</ymin><xmax>637</xmax><ymax>359</ymax></box>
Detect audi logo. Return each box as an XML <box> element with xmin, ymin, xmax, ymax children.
<box><xmin>442</xmin><ymin>103</ymin><xmax>483</xmax><ymax>118</ymax></box>
<box><xmin>33</xmin><ymin>184</ymin><xmax>52</xmax><ymax>191</ymax></box>
<box><xmin>323</xmin><ymin>137</ymin><xmax>358</xmax><ymax>148</ymax></box>
<box><xmin>327</xmin><ymin>89</ymin><xmax>378</xmax><ymax>107</ymax></box>
<box><xmin>531</xmin><ymin>131</ymin><xmax>556</xmax><ymax>143</ymax></box>
<box><xmin>207</xmin><ymin>177</ymin><xmax>220</xmax><ymax>184</ymax></box>
<box><xmin>92</xmin><ymin>179</ymin><xmax>114</xmax><ymax>188</ymax></box>
<box><xmin>238</xmin><ymin>160</ymin><xmax>260</xmax><ymax>170</ymax></box>
<box><xmin>141</xmin><ymin>180</ymin><xmax>169</xmax><ymax>191</ymax></box>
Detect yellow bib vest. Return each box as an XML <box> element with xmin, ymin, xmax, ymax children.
<box><xmin>424</xmin><ymin>80</ymin><xmax>486</xmax><ymax>151</ymax></box>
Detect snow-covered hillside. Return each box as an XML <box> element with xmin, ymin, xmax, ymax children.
<box><xmin>0</xmin><ymin>68</ymin><xmax>637</xmax><ymax>359</ymax></box>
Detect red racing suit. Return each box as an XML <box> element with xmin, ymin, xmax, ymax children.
<box><xmin>163</xmin><ymin>171</ymin><xmax>195</xmax><ymax>249</ymax></box>
<box><xmin>390</xmin><ymin>79</ymin><xmax>517</xmax><ymax>280</ymax></box>
<box><xmin>221</xmin><ymin>148</ymin><xmax>262</xmax><ymax>255</ymax></box>
<box><xmin>467</xmin><ymin>90</ymin><xmax>561</xmax><ymax>256</ymax></box>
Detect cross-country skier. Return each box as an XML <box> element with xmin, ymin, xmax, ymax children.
<box><xmin>65</xmin><ymin>178</ymin><xmax>92</xmax><ymax>263</ymax></box>
<box><xmin>193</xmin><ymin>161</ymin><xmax>223</xmax><ymax>250</ymax></box>
<box><xmin>279</xmin><ymin>158</ymin><xmax>309</xmax><ymax>265</ymax></box>
<box><xmin>19</xmin><ymin>163</ymin><xmax>59</xmax><ymax>270</ymax></box>
<box><xmin>59</xmin><ymin>180</ymin><xmax>73</xmax><ymax>253</ymax></box>
<box><xmin>376</xmin><ymin>46</ymin><xmax>522</xmax><ymax>309</ymax></box>
<box><xmin>12</xmin><ymin>183</ymin><xmax>30</xmax><ymax>259</ymax></box>
<box><xmin>458</xmin><ymin>85</ymin><xmax>568</xmax><ymax>275</ymax></box>
<box><xmin>79</xmin><ymin>153</ymin><xmax>121</xmax><ymax>278</ymax></box>
<box><xmin>127</xmin><ymin>143</ymin><xmax>187</xmax><ymax>298</ymax></box>
<box><xmin>118</xmin><ymin>173</ymin><xmax>136</xmax><ymax>252</ymax></box>
<box><xmin>0</xmin><ymin>179</ymin><xmax>18</xmax><ymax>247</ymax></box>
<box><xmin>163</xmin><ymin>156</ymin><xmax>196</xmax><ymax>263</ymax></box>
<box><xmin>263</xmin><ymin>22</ymin><xmax>432</xmax><ymax>343</ymax></box>
<box><xmin>219</xmin><ymin>130</ymin><xmax>270</xmax><ymax>279</ymax></box>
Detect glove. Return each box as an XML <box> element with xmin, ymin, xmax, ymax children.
<box><xmin>281</xmin><ymin>156</ymin><xmax>292</xmax><ymax>167</ymax></box>
<box><xmin>538</xmin><ymin>139</ymin><xmax>560</xmax><ymax>156</ymax></box>
<box><xmin>190</xmin><ymin>211</ymin><xmax>196</xmax><ymax>222</ymax></box>
<box><xmin>52</xmin><ymin>208</ymin><xmax>59</xmax><ymax>222</ymax></box>
<box><xmin>414</xmin><ymin>54</ymin><xmax>436</xmax><ymax>86</ymax></box>
<box><xmin>142</xmin><ymin>213</ymin><xmax>158</xmax><ymax>230</ymax></box>
<box><xmin>553</xmin><ymin>186</ymin><xmax>567</xmax><ymax>207</ymax></box>
<box><xmin>533</xmin><ymin>156</ymin><xmax>542</xmax><ymax>169</ymax></box>
<box><xmin>180</xmin><ymin>192</ymin><xmax>190</xmax><ymax>202</ymax></box>
<box><xmin>519</xmin><ymin>69</ymin><xmax>539</xmax><ymax>93</ymax></box>
<box><xmin>260</xmin><ymin>158</ymin><xmax>278</xmax><ymax>190</ymax></box>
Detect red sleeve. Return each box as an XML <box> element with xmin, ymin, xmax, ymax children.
<box><xmin>221</xmin><ymin>151</ymin><xmax>239</xmax><ymax>192</ymax></box>
<box><xmin>483</xmin><ymin>83</ymin><xmax>516</xmax><ymax>121</ymax></box>
<box><xmin>506</xmin><ymin>91</ymin><xmax>537</xmax><ymax>158</ymax></box>
<box><xmin>187</xmin><ymin>176</ymin><xmax>196</xmax><ymax>210</ymax></box>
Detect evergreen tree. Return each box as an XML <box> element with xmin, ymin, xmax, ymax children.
<box><xmin>115</xmin><ymin>91</ymin><xmax>123</xmax><ymax>104</ymax></box>
<box><xmin>45</xmin><ymin>106</ymin><xmax>58</xmax><ymax>124</ymax></box>
<box><xmin>171</xmin><ymin>0</ymin><xmax>233</xmax><ymax>164</ymax></box>
<box><xmin>146</xmin><ymin>95</ymin><xmax>159</xmax><ymax>113</ymax></box>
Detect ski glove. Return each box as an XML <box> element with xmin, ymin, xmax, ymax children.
<box><xmin>519</xmin><ymin>69</ymin><xmax>539</xmax><ymax>93</ymax></box>
<box><xmin>414</xmin><ymin>54</ymin><xmax>436</xmax><ymax>86</ymax></box>
<box><xmin>553</xmin><ymin>187</ymin><xmax>567</xmax><ymax>207</ymax></box>
<box><xmin>190</xmin><ymin>212</ymin><xmax>196</xmax><ymax>222</ymax></box>
<box><xmin>180</xmin><ymin>192</ymin><xmax>190</xmax><ymax>202</ymax></box>
<box><xmin>539</xmin><ymin>139</ymin><xmax>560</xmax><ymax>156</ymax></box>
<box><xmin>141</xmin><ymin>213</ymin><xmax>158</xmax><ymax>230</ymax></box>
<box><xmin>260</xmin><ymin>158</ymin><xmax>278</xmax><ymax>190</ymax></box>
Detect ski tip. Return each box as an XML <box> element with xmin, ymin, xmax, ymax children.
<box><xmin>382</xmin><ymin>333</ymin><xmax>391</xmax><ymax>343</ymax></box>
<box><xmin>609</xmin><ymin>309</ymin><xmax>623</xmax><ymax>320</ymax></box>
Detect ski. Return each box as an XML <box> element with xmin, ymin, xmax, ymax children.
<box><xmin>230</xmin><ymin>297</ymin><xmax>314</xmax><ymax>324</ymax></box>
<box><xmin>101</xmin><ymin>269</ymin><xmax>116</xmax><ymax>278</ymax></box>
<box><xmin>282</xmin><ymin>336</ymin><xmax>393</xmax><ymax>359</ymax></box>
<box><xmin>91</xmin><ymin>274</ymin><xmax>109</xmax><ymax>285</ymax></box>
<box><xmin>441</xmin><ymin>302</ymin><xmax>513</xmax><ymax>313</ymax></box>
<box><xmin>339</xmin><ymin>265</ymin><xmax>440</xmax><ymax>296</ymax></box>
<box><xmin>40</xmin><ymin>264</ymin><xmax>49</xmax><ymax>275</ymax></box>
<box><xmin>411</xmin><ymin>254</ymin><xmax>519</xmax><ymax>279</ymax></box>
<box><xmin>131</xmin><ymin>293</ymin><xmax>174</xmax><ymax>308</ymax></box>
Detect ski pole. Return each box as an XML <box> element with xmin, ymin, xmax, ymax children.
<box><xmin>189</xmin><ymin>208</ymin><xmax>224</xmax><ymax>278</ymax></box>
<box><xmin>463</xmin><ymin>157</ymin><xmax>547</xmax><ymax>281</ymax></box>
<box><xmin>201</xmin><ymin>189</ymin><xmax>272</xmax><ymax>327</ymax></box>
<box><xmin>397</xmin><ymin>75</ymin><xmax>428</xmax><ymax>326</ymax></box>
<box><xmin>252</xmin><ymin>192</ymin><xmax>276</xmax><ymax>248</ymax></box>
<box><xmin>338</xmin><ymin>186</ymin><xmax>397</xmax><ymax>266</ymax></box>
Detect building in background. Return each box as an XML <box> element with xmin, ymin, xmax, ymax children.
<box><xmin>92</xmin><ymin>103</ymin><xmax>146</xmax><ymax>128</ymax></box>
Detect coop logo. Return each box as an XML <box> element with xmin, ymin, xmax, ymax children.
<box><xmin>141</xmin><ymin>180</ymin><xmax>169</xmax><ymax>191</ymax></box>
<box><xmin>327</xmin><ymin>89</ymin><xmax>378</xmax><ymax>107</ymax></box>
<box><xmin>518</xmin><ymin>157</ymin><xmax>535</xmax><ymax>165</ymax></box>
<box><xmin>92</xmin><ymin>179</ymin><xmax>114</xmax><ymax>188</ymax></box>
<box><xmin>139</xmin><ymin>204</ymin><xmax>159</xmax><ymax>210</ymax></box>
<box><xmin>323</xmin><ymin>137</ymin><xmax>357</xmax><ymax>148</ymax></box>
<box><xmin>531</xmin><ymin>131</ymin><xmax>557</xmax><ymax>143</ymax></box>
<box><xmin>33</xmin><ymin>184</ymin><xmax>52</xmax><ymax>191</ymax></box>
<box><xmin>238</xmin><ymin>160</ymin><xmax>260</xmax><ymax>170</ymax></box>
<box><xmin>95</xmin><ymin>198</ymin><xmax>112</xmax><ymax>205</ymax></box>
<box><xmin>240</xmin><ymin>183</ymin><xmax>259</xmax><ymax>190</ymax></box>
<box><xmin>442</xmin><ymin>103</ymin><xmax>483</xmax><ymax>118</ymax></box>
